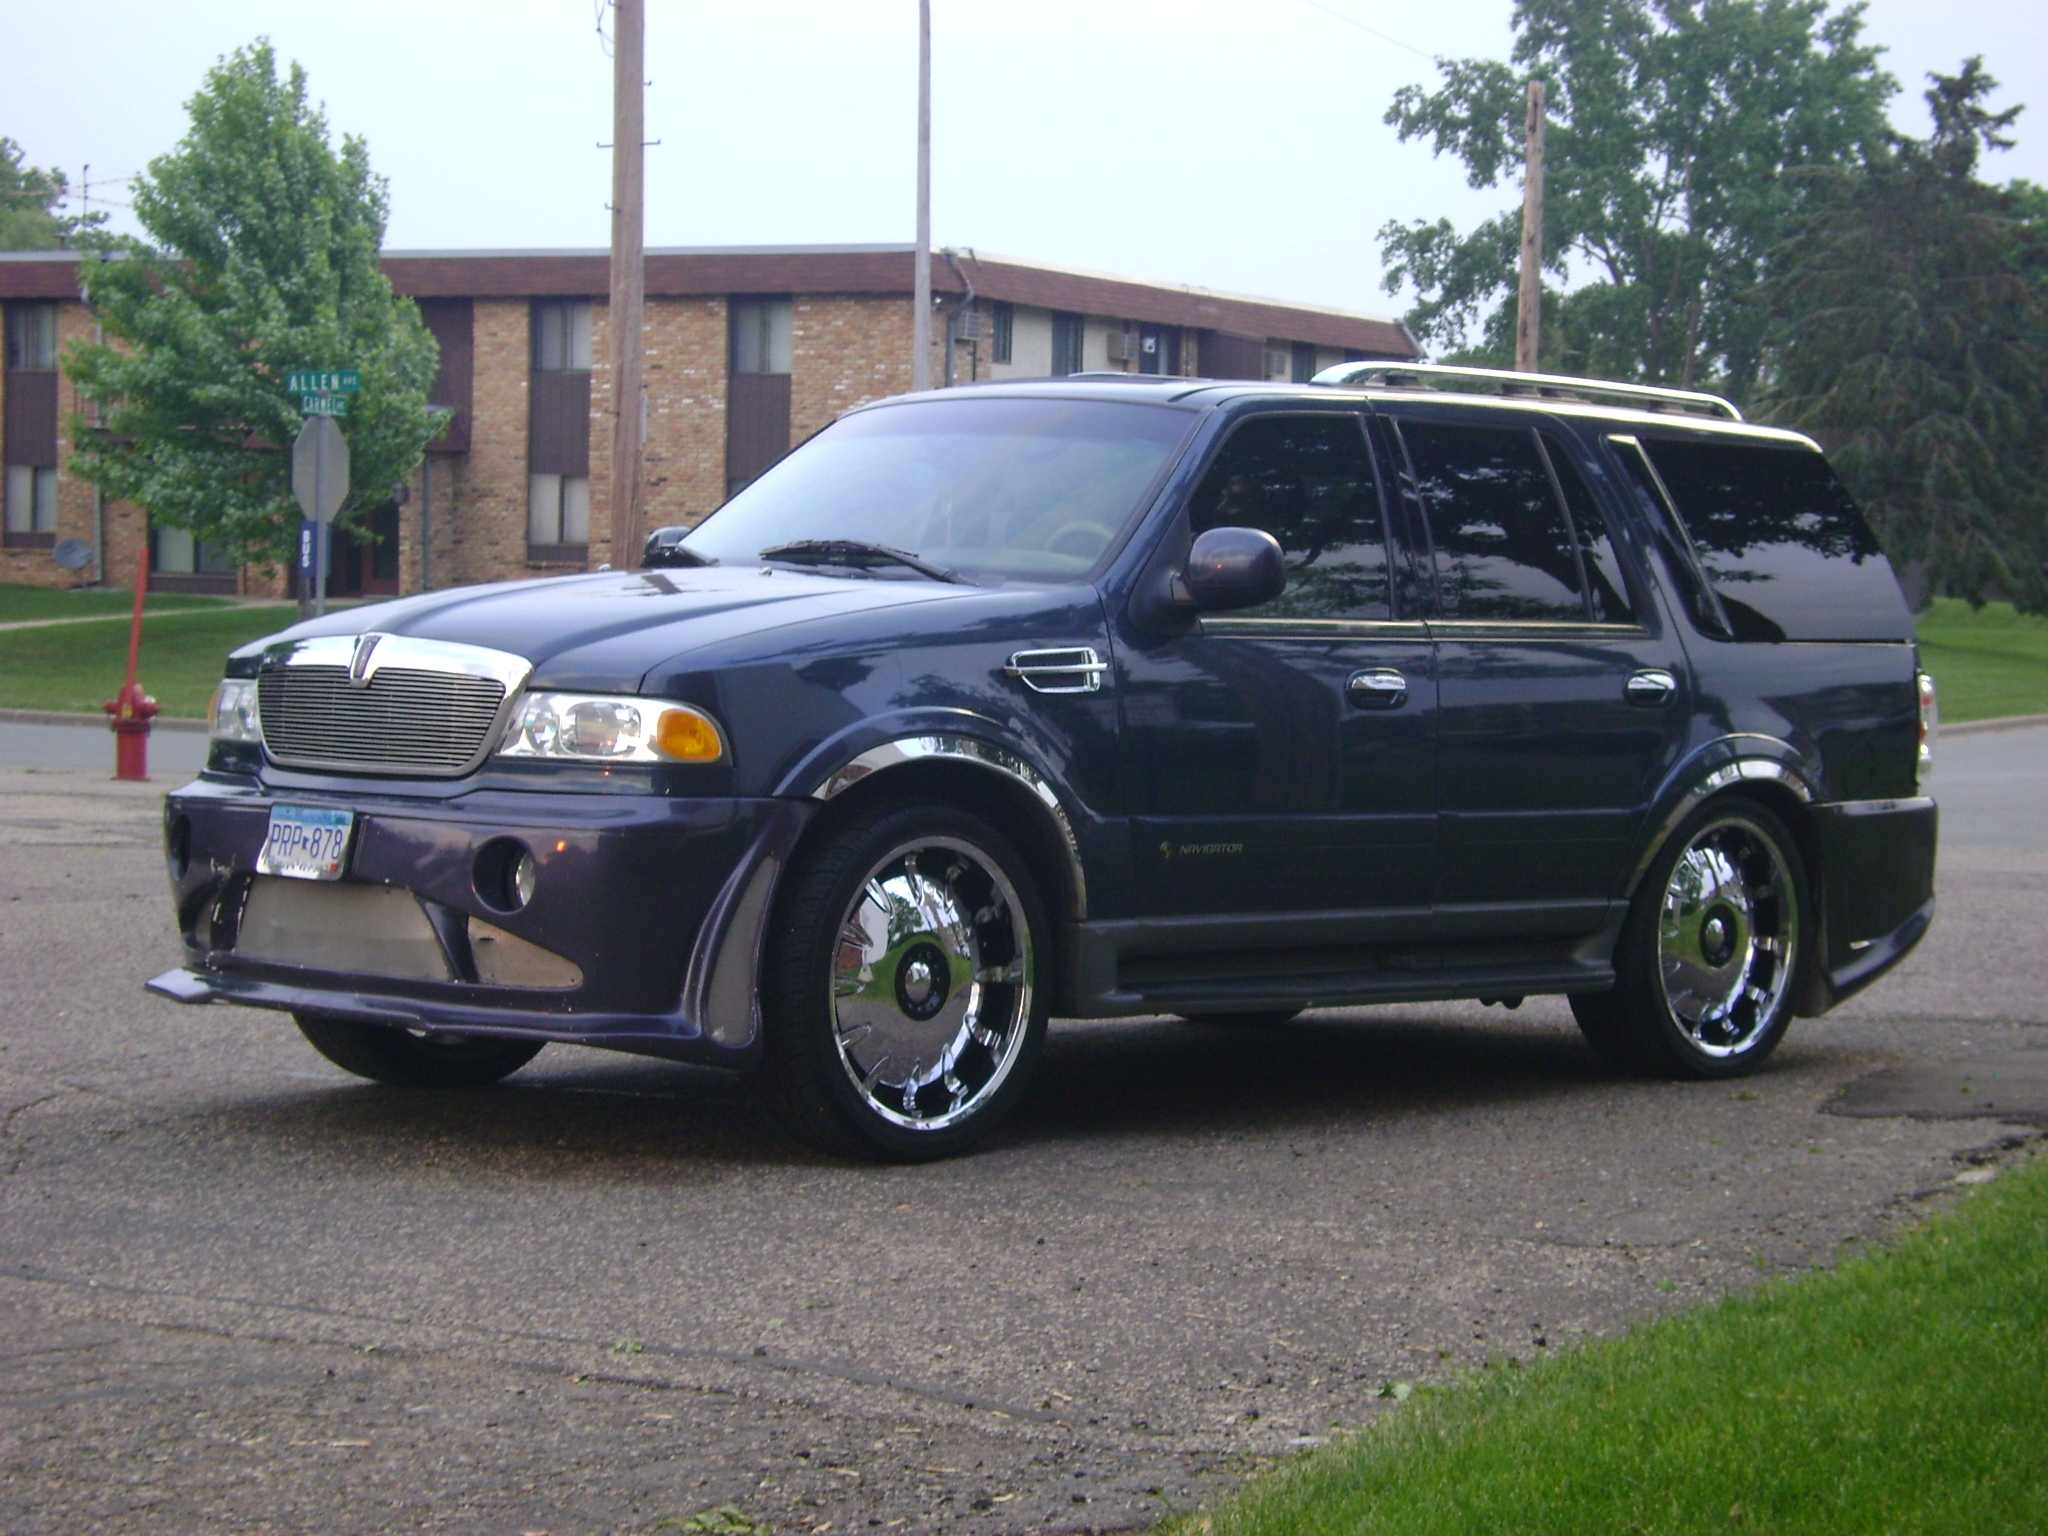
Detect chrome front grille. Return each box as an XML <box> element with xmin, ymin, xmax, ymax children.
<box><xmin>253</xmin><ymin>634</ymin><xmax>531</xmax><ymax>777</ymax></box>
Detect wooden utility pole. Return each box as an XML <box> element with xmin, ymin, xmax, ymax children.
<box><xmin>912</xmin><ymin>0</ymin><xmax>933</xmax><ymax>392</ymax></box>
<box><xmin>608</xmin><ymin>0</ymin><xmax>647</xmax><ymax>566</ymax></box>
<box><xmin>1516</xmin><ymin>79</ymin><xmax>1546</xmax><ymax>374</ymax></box>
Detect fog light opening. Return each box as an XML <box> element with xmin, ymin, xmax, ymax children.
<box><xmin>474</xmin><ymin>838</ymin><xmax>537</xmax><ymax>914</ymax></box>
<box><xmin>166</xmin><ymin>813</ymin><xmax>192</xmax><ymax>881</ymax></box>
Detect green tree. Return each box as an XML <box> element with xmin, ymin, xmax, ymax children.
<box><xmin>0</xmin><ymin>138</ymin><xmax>101</xmax><ymax>249</ymax></box>
<box><xmin>64</xmin><ymin>42</ymin><xmax>440</xmax><ymax>569</ymax></box>
<box><xmin>1760</xmin><ymin>63</ymin><xmax>2048</xmax><ymax>613</ymax></box>
<box><xmin>1380</xmin><ymin>0</ymin><xmax>1893</xmax><ymax>401</ymax></box>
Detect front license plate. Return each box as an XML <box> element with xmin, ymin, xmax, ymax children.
<box><xmin>257</xmin><ymin>805</ymin><xmax>355</xmax><ymax>881</ymax></box>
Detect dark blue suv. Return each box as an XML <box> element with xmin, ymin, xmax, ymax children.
<box><xmin>154</xmin><ymin>364</ymin><xmax>1937</xmax><ymax>1159</ymax></box>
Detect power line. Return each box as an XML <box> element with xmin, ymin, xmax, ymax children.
<box><xmin>1289</xmin><ymin>0</ymin><xmax>1434</xmax><ymax>61</ymax></box>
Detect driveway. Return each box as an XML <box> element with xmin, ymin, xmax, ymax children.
<box><xmin>1</xmin><ymin>727</ymin><xmax>2041</xmax><ymax>1534</ymax></box>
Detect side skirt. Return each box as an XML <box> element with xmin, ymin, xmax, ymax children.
<box><xmin>1059</xmin><ymin>901</ymin><xmax>1627</xmax><ymax>1018</ymax></box>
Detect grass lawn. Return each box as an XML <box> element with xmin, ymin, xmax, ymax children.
<box><xmin>1168</xmin><ymin>1151</ymin><xmax>2048</xmax><ymax>1536</ymax></box>
<box><xmin>1914</xmin><ymin>598</ymin><xmax>2048</xmax><ymax>723</ymax></box>
<box><xmin>0</xmin><ymin>606</ymin><xmax>294</xmax><ymax>717</ymax></box>
<box><xmin>0</xmin><ymin>584</ymin><xmax>234</xmax><ymax>623</ymax></box>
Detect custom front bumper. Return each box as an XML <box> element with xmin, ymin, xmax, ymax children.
<box><xmin>148</xmin><ymin>775</ymin><xmax>813</xmax><ymax>1065</ymax></box>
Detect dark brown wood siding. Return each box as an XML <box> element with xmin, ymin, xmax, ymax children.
<box><xmin>3</xmin><ymin>370</ymin><xmax>57</xmax><ymax>466</ymax></box>
<box><xmin>418</xmin><ymin>298</ymin><xmax>473</xmax><ymax>453</ymax></box>
<box><xmin>726</xmin><ymin>373</ymin><xmax>792</xmax><ymax>491</ymax></box>
<box><xmin>528</xmin><ymin>370</ymin><xmax>590</xmax><ymax>477</ymax></box>
<box><xmin>1197</xmin><ymin>331</ymin><xmax>1265</xmax><ymax>380</ymax></box>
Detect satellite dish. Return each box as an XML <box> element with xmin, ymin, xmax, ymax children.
<box><xmin>52</xmin><ymin>538</ymin><xmax>92</xmax><ymax>572</ymax></box>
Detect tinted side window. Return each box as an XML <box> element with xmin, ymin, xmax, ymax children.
<box><xmin>1539</xmin><ymin>434</ymin><xmax>1635</xmax><ymax>623</ymax></box>
<box><xmin>1189</xmin><ymin>413</ymin><xmax>1390</xmax><ymax>620</ymax></box>
<box><xmin>1642</xmin><ymin>439</ymin><xmax>1911</xmax><ymax>642</ymax></box>
<box><xmin>1399</xmin><ymin>421</ymin><xmax>1587</xmax><ymax>621</ymax></box>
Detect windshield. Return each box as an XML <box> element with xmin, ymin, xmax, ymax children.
<box><xmin>682</xmin><ymin>396</ymin><xmax>1196</xmax><ymax>581</ymax></box>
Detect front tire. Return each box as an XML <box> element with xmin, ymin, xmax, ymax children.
<box><xmin>294</xmin><ymin>1013</ymin><xmax>545</xmax><ymax>1088</ymax></box>
<box><xmin>1573</xmin><ymin>799</ymin><xmax>1808</xmax><ymax>1079</ymax></box>
<box><xmin>758</xmin><ymin>801</ymin><xmax>1049</xmax><ymax>1161</ymax></box>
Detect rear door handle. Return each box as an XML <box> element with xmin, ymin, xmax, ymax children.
<box><xmin>1626</xmin><ymin>668</ymin><xmax>1678</xmax><ymax>707</ymax></box>
<box><xmin>1347</xmin><ymin>668</ymin><xmax>1409</xmax><ymax>710</ymax></box>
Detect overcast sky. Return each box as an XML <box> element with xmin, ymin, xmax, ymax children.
<box><xmin>8</xmin><ymin>0</ymin><xmax>2046</xmax><ymax>320</ymax></box>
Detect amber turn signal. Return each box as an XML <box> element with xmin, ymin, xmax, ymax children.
<box><xmin>653</xmin><ymin>705</ymin><xmax>725</xmax><ymax>762</ymax></box>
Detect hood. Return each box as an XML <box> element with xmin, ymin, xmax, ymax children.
<box><xmin>233</xmin><ymin>567</ymin><xmax>977</xmax><ymax>692</ymax></box>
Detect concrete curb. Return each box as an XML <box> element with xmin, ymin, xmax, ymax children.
<box><xmin>0</xmin><ymin>707</ymin><xmax>208</xmax><ymax>733</ymax></box>
<box><xmin>1942</xmin><ymin>713</ymin><xmax>2048</xmax><ymax>737</ymax></box>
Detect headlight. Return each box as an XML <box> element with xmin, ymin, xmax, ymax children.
<box><xmin>497</xmin><ymin>693</ymin><xmax>726</xmax><ymax>763</ymax></box>
<box><xmin>209</xmin><ymin>678</ymin><xmax>261</xmax><ymax>744</ymax></box>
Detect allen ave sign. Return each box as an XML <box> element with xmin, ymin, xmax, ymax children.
<box><xmin>287</xmin><ymin>368</ymin><xmax>360</xmax><ymax>419</ymax></box>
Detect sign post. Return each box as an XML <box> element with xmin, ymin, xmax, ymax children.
<box><xmin>292</xmin><ymin>414</ymin><xmax>350</xmax><ymax>619</ymax></box>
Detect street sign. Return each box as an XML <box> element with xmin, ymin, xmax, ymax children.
<box><xmin>286</xmin><ymin>369</ymin><xmax>361</xmax><ymax>395</ymax></box>
<box><xmin>292</xmin><ymin>415</ymin><xmax>350</xmax><ymax>524</ymax></box>
<box><xmin>300</xmin><ymin>391</ymin><xmax>349</xmax><ymax>418</ymax></box>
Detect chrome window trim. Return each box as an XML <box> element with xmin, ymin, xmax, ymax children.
<box><xmin>809</xmin><ymin>733</ymin><xmax>1087</xmax><ymax>920</ymax></box>
<box><xmin>1425</xmin><ymin>620</ymin><xmax>1652</xmax><ymax>639</ymax></box>
<box><xmin>1199</xmin><ymin>617</ymin><xmax>1429</xmax><ymax>639</ymax></box>
<box><xmin>255</xmin><ymin>634</ymin><xmax>533</xmax><ymax>778</ymax></box>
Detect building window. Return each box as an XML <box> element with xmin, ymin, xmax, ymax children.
<box><xmin>529</xmin><ymin>300</ymin><xmax>593</xmax><ymax>557</ymax></box>
<box><xmin>5</xmin><ymin>466</ymin><xmax>56</xmax><ymax>535</ymax></box>
<box><xmin>532</xmin><ymin>300</ymin><xmax>593</xmax><ymax>372</ymax></box>
<box><xmin>528</xmin><ymin>473</ymin><xmax>591</xmax><ymax>547</ymax></box>
<box><xmin>730</xmin><ymin>298</ymin><xmax>793</xmax><ymax>375</ymax></box>
<box><xmin>7</xmin><ymin>303</ymin><xmax>57</xmax><ymax>370</ymax></box>
<box><xmin>5</xmin><ymin>302</ymin><xmax>61</xmax><ymax>547</ymax></box>
<box><xmin>151</xmin><ymin>524</ymin><xmax>235</xmax><ymax>582</ymax></box>
<box><xmin>727</xmin><ymin>297</ymin><xmax>794</xmax><ymax>497</ymax></box>
<box><xmin>990</xmin><ymin>302</ymin><xmax>1014</xmax><ymax>365</ymax></box>
<box><xmin>1050</xmin><ymin>311</ymin><xmax>1084</xmax><ymax>377</ymax></box>
<box><xmin>1264</xmin><ymin>343</ymin><xmax>1291</xmax><ymax>382</ymax></box>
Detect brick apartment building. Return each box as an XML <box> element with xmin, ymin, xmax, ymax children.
<box><xmin>0</xmin><ymin>245</ymin><xmax>1416</xmax><ymax>597</ymax></box>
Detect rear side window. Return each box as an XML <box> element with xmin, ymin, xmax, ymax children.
<box><xmin>1640</xmin><ymin>439</ymin><xmax>1911</xmax><ymax>642</ymax></box>
<box><xmin>1189</xmin><ymin>413</ymin><xmax>1391</xmax><ymax>620</ymax></box>
<box><xmin>1397</xmin><ymin>421</ymin><xmax>1592</xmax><ymax>622</ymax></box>
<box><xmin>1540</xmin><ymin>435</ymin><xmax>1636</xmax><ymax>624</ymax></box>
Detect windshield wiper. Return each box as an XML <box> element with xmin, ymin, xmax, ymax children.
<box><xmin>757</xmin><ymin>539</ymin><xmax>965</xmax><ymax>584</ymax></box>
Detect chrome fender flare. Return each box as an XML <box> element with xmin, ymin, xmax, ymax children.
<box><xmin>1625</xmin><ymin>740</ymin><xmax>1818</xmax><ymax>903</ymax></box>
<box><xmin>807</xmin><ymin>733</ymin><xmax>1088</xmax><ymax>922</ymax></box>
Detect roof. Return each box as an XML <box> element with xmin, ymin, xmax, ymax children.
<box><xmin>0</xmin><ymin>245</ymin><xmax>1417</xmax><ymax>358</ymax></box>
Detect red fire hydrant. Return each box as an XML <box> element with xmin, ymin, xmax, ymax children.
<box><xmin>103</xmin><ymin>545</ymin><xmax>159</xmax><ymax>782</ymax></box>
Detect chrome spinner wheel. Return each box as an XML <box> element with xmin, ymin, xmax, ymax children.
<box><xmin>1655</xmin><ymin>813</ymin><xmax>1799</xmax><ymax>1058</ymax></box>
<box><xmin>829</xmin><ymin>835</ymin><xmax>1035</xmax><ymax>1133</ymax></box>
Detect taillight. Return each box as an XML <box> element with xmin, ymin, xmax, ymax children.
<box><xmin>1916</xmin><ymin>671</ymin><xmax>1937</xmax><ymax>788</ymax></box>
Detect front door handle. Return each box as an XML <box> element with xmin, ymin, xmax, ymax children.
<box><xmin>1347</xmin><ymin>668</ymin><xmax>1409</xmax><ymax>710</ymax></box>
<box><xmin>1626</xmin><ymin>668</ymin><xmax>1678</xmax><ymax>707</ymax></box>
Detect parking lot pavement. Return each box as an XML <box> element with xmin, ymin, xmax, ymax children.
<box><xmin>1</xmin><ymin>731</ymin><xmax>2042</xmax><ymax>1535</ymax></box>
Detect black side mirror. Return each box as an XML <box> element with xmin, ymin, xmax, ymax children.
<box><xmin>1183</xmin><ymin>526</ymin><xmax>1285</xmax><ymax>611</ymax></box>
<box><xmin>642</xmin><ymin>526</ymin><xmax>716</xmax><ymax>569</ymax></box>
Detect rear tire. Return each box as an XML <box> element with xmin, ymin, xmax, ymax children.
<box><xmin>294</xmin><ymin>1013</ymin><xmax>545</xmax><ymax>1088</ymax></box>
<box><xmin>757</xmin><ymin>800</ymin><xmax>1049</xmax><ymax>1161</ymax></box>
<box><xmin>1573</xmin><ymin>798</ymin><xmax>1808</xmax><ymax>1079</ymax></box>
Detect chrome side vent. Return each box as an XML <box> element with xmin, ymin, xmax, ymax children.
<box><xmin>1003</xmin><ymin>647</ymin><xmax>1108</xmax><ymax>695</ymax></box>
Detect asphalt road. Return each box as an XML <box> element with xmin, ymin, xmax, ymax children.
<box><xmin>1</xmin><ymin>727</ymin><xmax>2043</xmax><ymax>1535</ymax></box>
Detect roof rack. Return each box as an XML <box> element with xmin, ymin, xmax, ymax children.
<box><xmin>1310</xmin><ymin>360</ymin><xmax>1742</xmax><ymax>422</ymax></box>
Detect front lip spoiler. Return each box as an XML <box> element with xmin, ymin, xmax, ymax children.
<box><xmin>145</xmin><ymin>967</ymin><xmax>736</xmax><ymax>1066</ymax></box>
